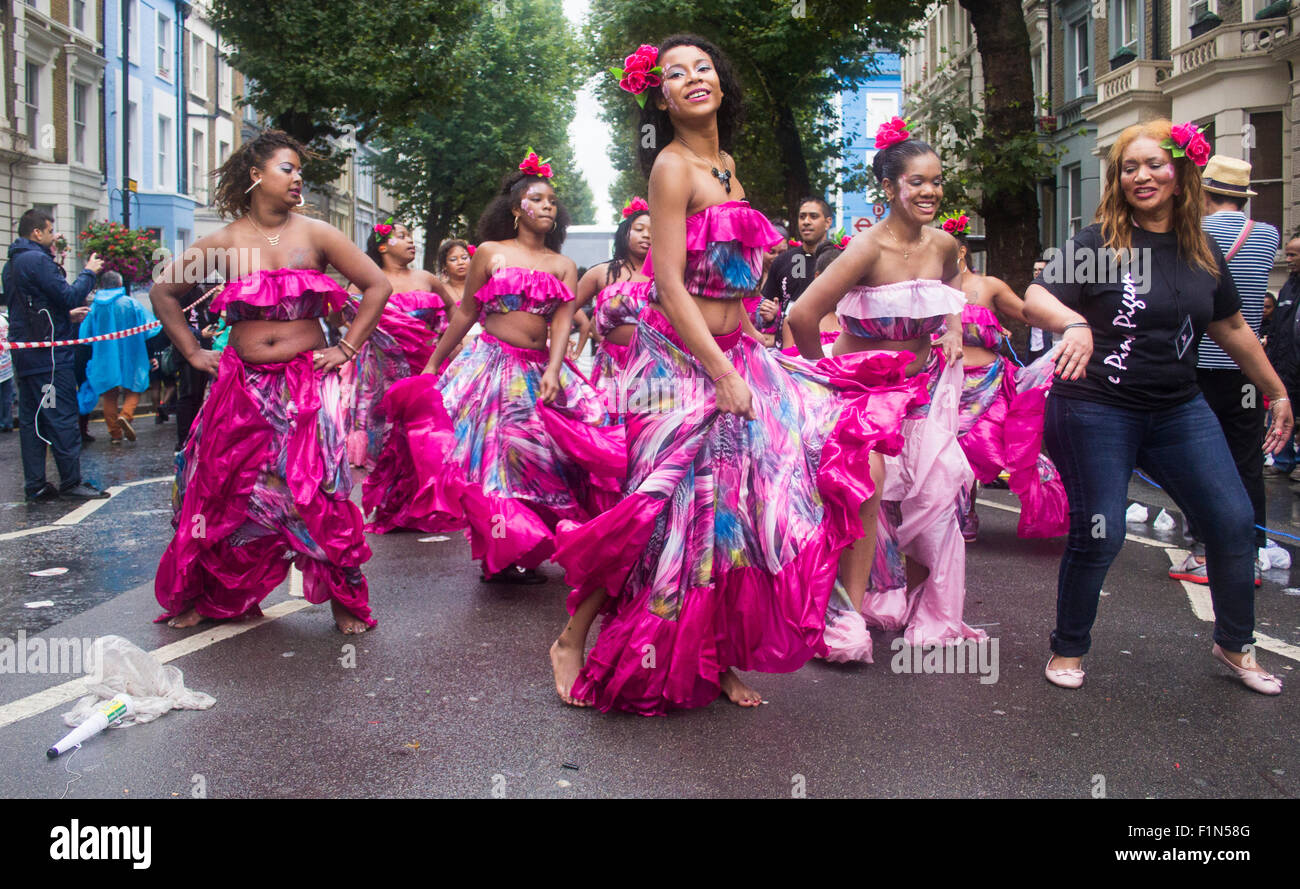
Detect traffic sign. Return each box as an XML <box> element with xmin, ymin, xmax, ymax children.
<box><xmin>872</xmin><ymin>203</ymin><xmax>886</xmax><ymax>219</ymax></box>
<box><xmin>853</xmin><ymin>217</ymin><xmax>873</xmax><ymax>232</ymax></box>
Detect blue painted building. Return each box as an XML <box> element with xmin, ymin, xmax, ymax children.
<box><xmin>103</xmin><ymin>0</ymin><xmax>196</xmax><ymax>252</ymax></box>
<box><xmin>836</xmin><ymin>52</ymin><xmax>902</xmax><ymax>235</ymax></box>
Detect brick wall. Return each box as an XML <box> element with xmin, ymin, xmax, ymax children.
<box><xmin>1219</xmin><ymin>1</ymin><xmax>1243</xmax><ymax>24</ymax></box>
<box><xmin>51</xmin><ymin>0</ymin><xmax>69</xmax><ymax>24</ymax></box>
<box><xmin>1051</xmin><ymin>5</ymin><xmax>1065</xmax><ymax>112</ymax></box>
<box><xmin>53</xmin><ymin>51</ymin><xmax>67</xmax><ymax>163</ymax></box>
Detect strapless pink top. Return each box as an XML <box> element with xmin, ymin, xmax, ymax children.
<box><xmin>955</xmin><ymin>303</ymin><xmax>1004</xmax><ymax>350</ymax></box>
<box><xmin>644</xmin><ymin>201</ymin><xmax>784</xmax><ymax>303</ymax></box>
<box><xmin>474</xmin><ymin>267</ymin><xmax>574</xmax><ymax>323</ymax></box>
<box><xmin>837</xmin><ymin>279</ymin><xmax>964</xmax><ymax>342</ymax></box>
<box><xmin>213</xmin><ymin>268</ymin><xmax>347</xmax><ymax>323</ymax></box>
<box><xmin>593</xmin><ymin>279</ymin><xmax>653</xmax><ymax>336</ymax></box>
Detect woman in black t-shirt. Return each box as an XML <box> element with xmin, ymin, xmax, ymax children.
<box><xmin>1024</xmin><ymin>119</ymin><xmax>1289</xmax><ymax>695</ymax></box>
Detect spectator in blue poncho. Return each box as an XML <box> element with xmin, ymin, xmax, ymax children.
<box><xmin>79</xmin><ymin>271</ymin><xmax>152</xmax><ymax>443</ymax></box>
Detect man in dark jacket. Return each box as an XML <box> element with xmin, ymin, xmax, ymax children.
<box><xmin>1</xmin><ymin>208</ymin><xmax>106</xmax><ymax>501</ymax></box>
<box><xmin>756</xmin><ymin>197</ymin><xmax>833</xmax><ymax>348</ymax></box>
<box><xmin>1265</xmin><ymin>236</ymin><xmax>1300</xmax><ymax>474</ymax></box>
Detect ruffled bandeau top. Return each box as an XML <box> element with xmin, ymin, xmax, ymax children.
<box><xmin>212</xmin><ymin>268</ymin><xmax>348</xmax><ymax>323</ymax></box>
<box><xmin>387</xmin><ymin>290</ymin><xmax>448</xmax><ymax>315</ymax></box>
<box><xmin>644</xmin><ymin>201</ymin><xmax>783</xmax><ymax>302</ymax></box>
<box><xmin>594</xmin><ymin>279</ymin><xmax>653</xmax><ymax>336</ymax></box>
<box><xmin>955</xmin><ymin>302</ymin><xmax>1004</xmax><ymax>350</ymax></box>
<box><xmin>473</xmin><ymin>267</ymin><xmax>574</xmax><ymax>322</ymax></box>
<box><xmin>837</xmin><ymin>279</ymin><xmax>964</xmax><ymax>343</ymax></box>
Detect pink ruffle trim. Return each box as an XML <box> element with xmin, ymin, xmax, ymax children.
<box><xmin>471</xmin><ymin>266</ymin><xmax>574</xmax><ymax>306</ymax></box>
<box><xmin>643</xmin><ymin>201</ymin><xmax>783</xmax><ymax>276</ymax></box>
<box><xmin>211</xmin><ymin>268</ymin><xmax>348</xmax><ymax>314</ymax></box>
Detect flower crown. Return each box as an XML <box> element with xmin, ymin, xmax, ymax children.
<box><xmin>1161</xmin><ymin>122</ymin><xmax>1211</xmax><ymax>167</ymax></box>
<box><xmin>610</xmin><ymin>44</ymin><xmax>663</xmax><ymax>108</ymax></box>
<box><xmin>622</xmin><ymin>196</ymin><xmax>649</xmax><ymax>218</ymax></box>
<box><xmin>875</xmin><ymin>116</ymin><xmax>913</xmax><ymax>151</ymax></box>
<box><xmin>519</xmin><ymin>148</ymin><xmax>554</xmax><ymax>179</ymax></box>
<box><xmin>373</xmin><ymin>216</ymin><xmax>395</xmax><ymax>243</ymax></box>
<box><xmin>939</xmin><ymin>211</ymin><xmax>970</xmax><ymax>235</ymax></box>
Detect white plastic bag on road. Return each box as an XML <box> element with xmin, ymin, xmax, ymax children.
<box><xmin>1125</xmin><ymin>502</ymin><xmax>1149</xmax><ymax>523</ymax></box>
<box><xmin>1152</xmin><ymin>509</ymin><xmax>1175</xmax><ymax>531</ymax></box>
<box><xmin>1264</xmin><ymin>540</ymin><xmax>1292</xmax><ymax>570</ymax></box>
<box><xmin>61</xmin><ymin>635</ymin><xmax>215</xmax><ymax>728</ymax></box>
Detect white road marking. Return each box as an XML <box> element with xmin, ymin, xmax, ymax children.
<box><xmin>1164</xmin><ymin>548</ymin><xmax>1300</xmax><ymax>662</ymax></box>
<box><xmin>0</xmin><ymin>476</ymin><xmax>173</xmax><ymax>539</ymax></box>
<box><xmin>0</xmin><ymin>599</ymin><xmax>313</xmax><ymax>730</ymax></box>
<box><xmin>979</xmin><ymin>499</ymin><xmax>1173</xmax><ymax>548</ymax></box>
<box><xmin>0</xmin><ymin>526</ymin><xmax>59</xmax><ymax>543</ymax></box>
<box><xmin>288</xmin><ymin>565</ymin><xmax>303</xmax><ymax>598</ymax></box>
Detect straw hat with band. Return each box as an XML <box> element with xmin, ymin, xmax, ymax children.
<box><xmin>1202</xmin><ymin>155</ymin><xmax>1258</xmax><ymax>198</ymax></box>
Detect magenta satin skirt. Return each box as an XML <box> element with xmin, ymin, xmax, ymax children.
<box><xmin>155</xmin><ymin>348</ymin><xmax>374</xmax><ymax>626</ymax></box>
<box><xmin>363</xmin><ymin>333</ymin><xmax>624</xmax><ymax>575</ymax></box>
<box><xmin>554</xmin><ymin>308</ymin><xmax>924</xmax><ymax>714</ymax></box>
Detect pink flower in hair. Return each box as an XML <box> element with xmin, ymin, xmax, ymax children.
<box><xmin>622</xmin><ymin>196</ymin><xmax>649</xmax><ymax>218</ymax></box>
<box><xmin>466</xmin><ymin>244</ymin><xmax>476</xmax><ymax>256</ymax></box>
<box><xmin>1185</xmin><ymin>133</ymin><xmax>1211</xmax><ymax>167</ymax></box>
<box><xmin>875</xmin><ymin>116</ymin><xmax>912</xmax><ymax>150</ymax></box>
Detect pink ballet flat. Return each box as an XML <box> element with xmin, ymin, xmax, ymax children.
<box><xmin>1044</xmin><ymin>656</ymin><xmax>1085</xmax><ymax>689</ymax></box>
<box><xmin>1211</xmin><ymin>644</ymin><xmax>1282</xmax><ymax>696</ymax></box>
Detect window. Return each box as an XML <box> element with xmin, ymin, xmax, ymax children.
<box><xmin>1189</xmin><ymin>0</ymin><xmax>1211</xmax><ymax>21</ymax></box>
<box><xmin>158</xmin><ymin>116</ymin><xmax>171</xmax><ymax>190</ymax></box>
<box><xmin>356</xmin><ymin>208</ymin><xmax>375</xmax><ymax>250</ymax></box>
<box><xmin>866</xmin><ymin>93</ymin><xmax>900</xmax><ymax>136</ymax></box>
<box><xmin>73</xmin><ymin>82</ymin><xmax>88</xmax><ymax>164</ymax></box>
<box><xmin>1116</xmin><ymin>0</ymin><xmax>1139</xmax><ymax>52</ymax></box>
<box><xmin>1066</xmin><ymin>165</ymin><xmax>1083</xmax><ymax>236</ymax></box>
<box><xmin>1070</xmin><ymin>19</ymin><xmax>1090</xmax><ymax>96</ymax></box>
<box><xmin>191</xmin><ymin>129</ymin><xmax>205</xmax><ymax>201</ymax></box>
<box><xmin>157</xmin><ymin>13</ymin><xmax>172</xmax><ymax>79</ymax></box>
<box><xmin>126</xmin><ymin>101</ymin><xmax>140</xmax><ymax>179</ymax></box>
<box><xmin>190</xmin><ymin>35</ymin><xmax>206</xmax><ymax>97</ymax></box>
<box><xmin>72</xmin><ymin>0</ymin><xmax>86</xmax><ymax>31</ymax></box>
<box><xmin>356</xmin><ymin>161</ymin><xmax>375</xmax><ymax>205</ymax></box>
<box><xmin>128</xmin><ymin>0</ymin><xmax>139</xmax><ymax>63</ymax></box>
<box><xmin>218</xmin><ymin>140</ymin><xmax>230</xmax><ymax>165</ymax></box>
<box><xmin>24</xmin><ymin>63</ymin><xmax>39</xmax><ymax>143</ymax></box>
<box><xmin>74</xmin><ymin>208</ymin><xmax>92</xmax><ymax>251</ymax></box>
<box><xmin>1249</xmin><ymin>111</ymin><xmax>1283</xmax><ymax>235</ymax></box>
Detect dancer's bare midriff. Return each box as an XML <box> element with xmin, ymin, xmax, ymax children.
<box><xmin>961</xmin><ymin>343</ymin><xmax>997</xmax><ymax>369</ymax></box>
<box><xmin>691</xmin><ymin>295</ymin><xmax>747</xmax><ymax>336</ymax></box>
<box><xmin>835</xmin><ymin>330</ymin><xmax>932</xmax><ymax>377</ymax></box>
<box><xmin>229</xmin><ymin>318</ymin><xmax>326</xmax><ymax>365</ymax></box>
<box><xmin>603</xmin><ymin>323</ymin><xmax>635</xmax><ymax>347</ymax></box>
<box><xmin>483</xmin><ymin>310</ymin><xmax>550</xmax><ymax>351</ymax></box>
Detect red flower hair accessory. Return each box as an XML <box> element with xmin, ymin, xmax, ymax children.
<box><xmin>938</xmin><ymin>211</ymin><xmax>970</xmax><ymax>235</ymax></box>
<box><xmin>1162</xmin><ymin>122</ymin><xmax>1211</xmax><ymax>167</ymax></box>
<box><xmin>373</xmin><ymin>217</ymin><xmax>395</xmax><ymax>242</ymax></box>
<box><xmin>622</xmin><ymin>196</ymin><xmax>649</xmax><ymax>218</ymax></box>
<box><xmin>788</xmin><ymin>238</ymin><xmax>801</xmax><ymax>247</ymax></box>
<box><xmin>875</xmin><ymin>116</ymin><xmax>912</xmax><ymax>151</ymax></box>
<box><xmin>837</xmin><ymin>235</ymin><xmax>852</xmax><ymax>249</ymax></box>
<box><xmin>466</xmin><ymin>244</ymin><xmax>476</xmax><ymax>257</ymax></box>
<box><xmin>610</xmin><ymin>45</ymin><xmax>663</xmax><ymax>108</ymax></box>
<box><xmin>519</xmin><ymin>148</ymin><xmax>554</xmax><ymax>179</ymax></box>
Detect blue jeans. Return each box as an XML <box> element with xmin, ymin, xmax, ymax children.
<box><xmin>17</xmin><ymin>368</ymin><xmax>82</xmax><ymax>496</ymax></box>
<box><xmin>1044</xmin><ymin>394</ymin><xmax>1256</xmax><ymax>656</ymax></box>
<box><xmin>0</xmin><ymin>376</ymin><xmax>13</xmax><ymax>429</ymax></box>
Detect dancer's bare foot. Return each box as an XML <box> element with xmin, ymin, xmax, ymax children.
<box><xmin>332</xmin><ymin>600</ymin><xmax>370</xmax><ymax>635</ymax></box>
<box><xmin>549</xmin><ymin>638</ymin><xmax>589</xmax><ymax>706</ymax></box>
<box><xmin>719</xmin><ymin>669</ymin><xmax>762</xmax><ymax>708</ymax></box>
<box><xmin>166</xmin><ymin>608</ymin><xmax>204</xmax><ymax>628</ymax></box>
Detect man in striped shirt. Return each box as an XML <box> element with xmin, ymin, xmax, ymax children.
<box><xmin>1171</xmin><ymin>156</ymin><xmax>1281</xmax><ymax>585</ymax></box>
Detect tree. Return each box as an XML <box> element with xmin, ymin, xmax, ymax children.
<box><xmin>370</xmin><ymin>0</ymin><xmax>595</xmax><ymax>268</ymax></box>
<box><xmin>209</xmin><ymin>0</ymin><xmax>480</xmax><ymax>183</ymax></box>
<box><xmin>953</xmin><ymin>0</ymin><xmax>1043</xmax><ymax>308</ymax></box>
<box><xmin>586</xmin><ymin>0</ymin><xmax>930</xmax><ymax>222</ymax></box>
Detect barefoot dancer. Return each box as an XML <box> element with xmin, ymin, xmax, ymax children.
<box><xmin>341</xmin><ymin>220</ymin><xmax>454</xmax><ymax>467</ymax></box>
<box><xmin>152</xmin><ymin>130</ymin><xmax>391</xmax><ymax>634</ymax></box>
<box><xmin>363</xmin><ymin>155</ymin><xmax>623</xmax><ymax>583</ymax></box>
<box><xmin>570</xmin><ymin>197</ymin><xmax>653</xmax><ymax>418</ymax></box>
<box><xmin>791</xmin><ymin>118</ymin><xmax>984</xmax><ymax>662</ymax></box>
<box><xmin>550</xmin><ymin>37</ymin><xmax>917</xmax><ymax>713</ymax></box>
<box><xmin>943</xmin><ymin>212</ymin><xmax>1067</xmax><ymax>542</ymax></box>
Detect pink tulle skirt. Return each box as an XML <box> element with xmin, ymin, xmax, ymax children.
<box><xmin>554</xmin><ymin>308</ymin><xmax>923</xmax><ymax>714</ymax></box>
<box><xmin>822</xmin><ymin>353</ymin><xmax>984</xmax><ymax>662</ymax></box>
<box><xmin>363</xmin><ymin>333</ymin><xmax>624</xmax><ymax>575</ymax></box>
<box><xmin>155</xmin><ymin>347</ymin><xmax>374</xmax><ymax>626</ymax></box>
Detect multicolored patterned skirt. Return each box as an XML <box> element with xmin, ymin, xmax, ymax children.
<box><xmin>554</xmin><ymin>307</ymin><xmax>924</xmax><ymax>714</ymax></box>
<box><xmin>155</xmin><ymin>347</ymin><xmax>373</xmax><ymax>626</ymax></box>
<box><xmin>364</xmin><ymin>333</ymin><xmax>624</xmax><ymax>574</ymax></box>
<box><xmin>590</xmin><ymin>339</ymin><xmax>633</xmax><ymax>419</ymax></box>
<box><xmin>956</xmin><ymin>350</ymin><xmax>1068</xmax><ymax>538</ymax></box>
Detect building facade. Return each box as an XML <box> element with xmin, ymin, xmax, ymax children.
<box><xmin>837</xmin><ymin>51</ymin><xmax>904</xmax><ymax>235</ymax></box>
<box><xmin>4</xmin><ymin>0</ymin><xmax>109</xmax><ymax>275</ymax></box>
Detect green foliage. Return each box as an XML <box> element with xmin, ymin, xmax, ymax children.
<box><xmin>209</xmin><ymin>0</ymin><xmax>481</xmax><ymax>183</ymax></box>
<box><xmin>586</xmin><ymin>0</ymin><xmax>930</xmax><ymax>221</ymax></box>
<box><xmin>79</xmin><ymin>221</ymin><xmax>161</xmax><ymax>284</ymax></box>
<box><xmin>369</xmin><ymin>0</ymin><xmax>597</xmax><ymax>261</ymax></box>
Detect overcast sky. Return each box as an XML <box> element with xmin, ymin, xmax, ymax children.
<box><xmin>564</xmin><ymin>0</ymin><xmax>617</xmax><ymax>223</ymax></box>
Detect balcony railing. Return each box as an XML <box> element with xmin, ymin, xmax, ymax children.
<box><xmin>1095</xmin><ymin>58</ymin><xmax>1172</xmax><ymax>104</ymax></box>
<box><xmin>1173</xmin><ymin>19</ymin><xmax>1291</xmax><ymax>76</ymax></box>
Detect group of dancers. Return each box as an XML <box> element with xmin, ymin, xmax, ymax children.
<box><xmin>146</xmin><ymin>33</ymin><xmax>1285</xmax><ymax>715</ymax></box>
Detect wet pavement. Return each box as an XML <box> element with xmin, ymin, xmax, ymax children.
<box><xmin>0</xmin><ymin>409</ymin><xmax>1297</xmax><ymax>798</ymax></box>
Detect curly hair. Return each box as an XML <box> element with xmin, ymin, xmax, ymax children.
<box><xmin>212</xmin><ymin>129</ymin><xmax>311</xmax><ymax>219</ymax></box>
<box><xmin>475</xmin><ymin>170</ymin><xmax>570</xmax><ymax>252</ymax></box>
<box><xmin>637</xmin><ymin>34</ymin><xmax>745</xmax><ymax>177</ymax></box>
<box><xmin>437</xmin><ymin>238</ymin><xmax>470</xmax><ymax>275</ymax></box>
<box><xmin>606</xmin><ymin>209</ymin><xmax>650</xmax><ymax>285</ymax></box>
<box><xmin>365</xmin><ymin>221</ymin><xmax>406</xmax><ymax>266</ymax></box>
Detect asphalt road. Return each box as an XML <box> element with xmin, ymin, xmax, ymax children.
<box><xmin>0</xmin><ymin>411</ymin><xmax>1296</xmax><ymax>798</ymax></box>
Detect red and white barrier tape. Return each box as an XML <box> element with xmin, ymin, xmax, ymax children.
<box><xmin>0</xmin><ymin>285</ymin><xmax>220</xmax><ymax>351</ymax></box>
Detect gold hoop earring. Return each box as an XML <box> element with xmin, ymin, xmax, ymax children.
<box><xmin>244</xmin><ymin>179</ymin><xmax>261</xmax><ymax>195</ymax></box>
